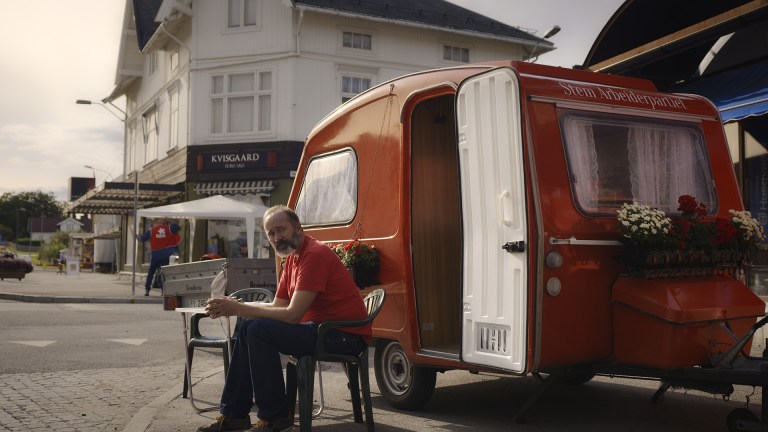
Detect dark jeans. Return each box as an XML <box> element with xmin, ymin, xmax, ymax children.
<box><xmin>144</xmin><ymin>256</ymin><xmax>169</xmax><ymax>291</ymax></box>
<box><xmin>144</xmin><ymin>247</ymin><xmax>178</xmax><ymax>291</ymax></box>
<box><xmin>219</xmin><ymin>318</ymin><xmax>366</xmax><ymax>421</ymax></box>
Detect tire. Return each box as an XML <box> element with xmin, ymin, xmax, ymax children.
<box><xmin>727</xmin><ymin>408</ymin><xmax>759</xmax><ymax>432</ymax></box>
<box><xmin>374</xmin><ymin>340</ymin><xmax>436</xmax><ymax>410</ymax></box>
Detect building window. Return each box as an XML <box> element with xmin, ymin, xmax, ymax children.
<box><xmin>228</xmin><ymin>0</ymin><xmax>259</xmax><ymax>28</ymax></box>
<box><xmin>443</xmin><ymin>45</ymin><xmax>470</xmax><ymax>63</ymax></box>
<box><xmin>169</xmin><ymin>47</ymin><xmax>179</xmax><ymax>73</ymax></box>
<box><xmin>211</xmin><ymin>70</ymin><xmax>272</xmax><ymax>135</ymax></box>
<box><xmin>168</xmin><ymin>86</ymin><xmax>179</xmax><ymax>149</ymax></box>
<box><xmin>126</xmin><ymin>122</ymin><xmax>137</xmax><ymax>174</ymax></box>
<box><xmin>342</xmin><ymin>31</ymin><xmax>372</xmax><ymax>51</ymax></box>
<box><xmin>341</xmin><ymin>75</ymin><xmax>372</xmax><ymax>103</ymax></box>
<box><xmin>149</xmin><ymin>51</ymin><xmax>158</xmax><ymax>75</ymax></box>
<box><xmin>142</xmin><ymin>105</ymin><xmax>158</xmax><ymax>165</ymax></box>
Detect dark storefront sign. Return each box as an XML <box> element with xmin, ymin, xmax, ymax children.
<box><xmin>197</xmin><ymin>150</ymin><xmax>277</xmax><ymax>171</ymax></box>
<box><xmin>748</xmin><ymin>154</ymin><xmax>768</xmax><ymax>242</ymax></box>
<box><xmin>187</xmin><ymin>141</ymin><xmax>304</xmax><ymax>183</ymax></box>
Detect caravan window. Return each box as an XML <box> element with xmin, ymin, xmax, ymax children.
<box><xmin>295</xmin><ymin>150</ymin><xmax>357</xmax><ymax>225</ymax></box>
<box><xmin>560</xmin><ymin>111</ymin><xmax>716</xmax><ymax>215</ymax></box>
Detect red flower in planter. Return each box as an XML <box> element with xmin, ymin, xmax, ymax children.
<box><xmin>713</xmin><ymin>218</ymin><xmax>739</xmax><ymax>247</ymax></box>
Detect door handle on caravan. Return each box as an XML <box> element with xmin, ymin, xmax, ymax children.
<box><xmin>502</xmin><ymin>241</ymin><xmax>525</xmax><ymax>253</ymax></box>
<box><xmin>498</xmin><ymin>190</ymin><xmax>513</xmax><ymax>226</ymax></box>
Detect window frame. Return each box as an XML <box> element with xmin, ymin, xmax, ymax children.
<box><xmin>209</xmin><ymin>69</ymin><xmax>273</xmax><ymax>136</ymax></box>
<box><xmin>340</xmin><ymin>73</ymin><xmax>374</xmax><ymax>103</ymax></box>
<box><xmin>558</xmin><ymin>109</ymin><xmax>717</xmax><ymax>217</ymax></box>
<box><xmin>168</xmin><ymin>83</ymin><xmax>180</xmax><ymax>150</ymax></box>
<box><xmin>142</xmin><ymin>104</ymin><xmax>159</xmax><ymax>166</ymax></box>
<box><xmin>441</xmin><ymin>43</ymin><xmax>470</xmax><ymax>64</ymax></box>
<box><xmin>226</xmin><ymin>0</ymin><xmax>261</xmax><ymax>31</ymax></box>
<box><xmin>169</xmin><ymin>46</ymin><xmax>179</xmax><ymax>73</ymax></box>
<box><xmin>339</xmin><ymin>28</ymin><xmax>376</xmax><ymax>56</ymax></box>
<box><xmin>295</xmin><ymin>148</ymin><xmax>359</xmax><ymax>227</ymax></box>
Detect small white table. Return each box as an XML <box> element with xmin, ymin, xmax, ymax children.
<box><xmin>175</xmin><ymin>307</ymin><xmax>232</xmax><ymax>411</ymax></box>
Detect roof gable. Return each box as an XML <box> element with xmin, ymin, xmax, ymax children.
<box><xmin>133</xmin><ymin>0</ymin><xmax>163</xmax><ymax>51</ymax></box>
<box><xmin>293</xmin><ymin>0</ymin><xmax>547</xmax><ymax>45</ymax></box>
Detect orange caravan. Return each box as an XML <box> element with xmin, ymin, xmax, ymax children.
<box><xmin>286</xmin><ymin>61</ymin><xmax>768</xmax><ymax>430</ymax></box>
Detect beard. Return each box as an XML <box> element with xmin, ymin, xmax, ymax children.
<box><xmin>273</xmin><ymin>232</ymin><xmax>300</xmax><ymax>258</ymax></box>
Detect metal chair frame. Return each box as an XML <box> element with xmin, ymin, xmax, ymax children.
<box><xmin>286</xmin><ymin>288</ymin><xmax>386</xmax><ymax>432</ymax></box>
<box><xmin>182</xmin><ymin>287</ymin><xmax>274</xmax><ymax>399</ymax></box>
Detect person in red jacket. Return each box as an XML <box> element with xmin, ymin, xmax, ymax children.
<box><xmin>138</xmin><ymin>218</ymin><xmax>181</xmax><ymax>296</ymax></box>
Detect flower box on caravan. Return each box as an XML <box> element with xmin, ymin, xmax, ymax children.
<box><xmin>287</xmin><ymin>61</ymin><xmax>768</xmax><ymax>428</ymax></box>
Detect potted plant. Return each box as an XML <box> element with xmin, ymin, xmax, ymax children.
<box><xmin>331</xmin><ymin>240</ymin><xmax>380</xmax><ymax>288</ymax></box>
<box><xmin>0</xmin><ymin>253</ymin><xmax>34</xmax><ymax>281</ymax></box>
<box><xmin>617</xmin><ymin>195</ymin><xmax>766</xmax><ymax>277</ymax></box>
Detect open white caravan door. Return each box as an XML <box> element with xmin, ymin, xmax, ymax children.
<box><xmin>456</xmin><ymin>67</ymin><xmax>528</xmax><ymax>373</ymax></box>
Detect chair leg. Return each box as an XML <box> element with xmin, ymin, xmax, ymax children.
<box><xmin>359</xmin><ymin>350</ymin><xmax>375</xmax><ymax>432</ymax></box>
<box><xmin>313</xmin><ymin>362</ymin><xmax>325</xmax><ymax>417</ymax></box>
<box><xmin>286</xmin><ymin>358</ymin><xmax>298</xmax><ymax>422</ymax></box>
<box><xmin>347</xmin><ymin>362</ymin><xmax>363</xmax><ymax>423</ymax></box>
<box><xmin>183</xmin><ymin>346</ymin><xmax>195</xmax><ymax>399</ymax></box>
<box><xmin>222</xmin><ymin>346</ymin><xmax>230</xmax><ymax>377</ymax></box>
<box><xmin>296</xmin><ymin>357</ymin><xmax>316</xmax><ymax>432</ymax></box>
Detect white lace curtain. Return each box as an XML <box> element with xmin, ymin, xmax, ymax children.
<box><xmin>295</xmin><ymin>151</ymin><xmax>358</xmax><ymax>225</ymax></box>
<box><xmin>563</xmin><ymin>118</ymin><xmax>599</xmax><ymax>212</ymax></box>
<box><xmin>627</xmin><ymin>126</ymin><xmax>711</xmax><ymax>211</ymax></box>
<box><xmin>564</xmin><ymin>115</ymin><xmax>713</xmax><ymax>213</ymax></box>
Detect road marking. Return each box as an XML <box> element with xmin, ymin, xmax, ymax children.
<box><xmin>108</xmin><ymin>338</ymin><xmax>148</xmax><ymax>345</ymax></box>
<box><xmin>10</xmin><ymin>340</ymin><xmax>56</xmax><ymax>347</ymax></box>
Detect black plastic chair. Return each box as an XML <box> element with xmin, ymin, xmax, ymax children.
<box><xmin>182</xmin><ymin>287</ymin><xmax>274</xmax><ymax>399</ymax></box>
<box><xmin>286</xmin><ymin>288</ymin><xmax>386</xmax><ymax>432</ymax></box>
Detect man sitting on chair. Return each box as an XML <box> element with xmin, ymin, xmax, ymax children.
<box><xmin>200</xmin><ymin>205</ymin><xmax>371</xmax><ymax>432</ymax></box>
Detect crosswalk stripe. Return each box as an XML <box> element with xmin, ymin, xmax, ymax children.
<box><xmin>10</xmin><ymin>341</ymin><xmax>56</xmax><ymax>347</ymax></box>
<box><xmin>108</xmin><ymin>339</ymin><xmax>148</xmax><ymax>345</ymax></box>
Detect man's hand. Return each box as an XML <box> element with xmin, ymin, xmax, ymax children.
<box><xmin>206</xmin><ymin>297</ymin><xmax>240</xmax><ymax>319</ymax></box>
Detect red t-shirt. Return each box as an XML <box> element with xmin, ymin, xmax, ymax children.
<box><xmin>276</xmin><ymin>236</ymin><xmax>371</xmax><ymax>343</ymax></box>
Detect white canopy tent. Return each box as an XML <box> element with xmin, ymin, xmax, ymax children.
<box><xmin>136</xmin><ymin>194</ymin><xmax>269</xmax><ymax>260</ymax></box>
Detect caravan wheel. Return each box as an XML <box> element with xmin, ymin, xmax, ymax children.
<box><xmin>374</xmin><ymin>340</ymin><xmax>436</xmax><ymax>410</ymax></box>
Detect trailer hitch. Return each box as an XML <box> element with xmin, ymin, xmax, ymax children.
<box><xmin>717</xmin><ymin>315</ymin><xmax>768</xmax><ymax>369</ymax></box>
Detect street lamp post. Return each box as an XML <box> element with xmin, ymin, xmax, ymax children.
<box><xmin>75</xmin><ymin>99</ymin><xmax>126</xmax><ymax>122</ymax></box>
<box><xmin>131</xmin><ymin>170</ymin><xmax>140</xmax><ymax>297</ymax></box>
<box><xmin>17</xmin><ymin>207</ymin><xmax>27</xmax><ymax>252</ymax></box>
<box><xmin>38</xmin><ymin>214</ymin><xmax>44</xmax><ymax>264</ymax></box>
<box><xmin>28</xmin><ymin>216</ymin><xmax>33</xmax><ymax>259</ymax></box>
<box><xmin>84</xmin><ymin>164</ymin><xmax>114</xmax><ymax>183</ymax></box>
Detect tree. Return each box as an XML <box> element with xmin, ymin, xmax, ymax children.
<box><xmin>0</xmin><ymin>191</ymin><xmax>65</xmax><ymax>241</ymax></box>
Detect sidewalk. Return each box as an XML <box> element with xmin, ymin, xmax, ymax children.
<box><xmin>0</xmin><ymin>265</ymin><xmax>162</xmax><ymax>304</ymax></box>
<box><xmin>0</xmin><ymin>266</ymin><xmax>396</xmax><ymax>431</ymax></box>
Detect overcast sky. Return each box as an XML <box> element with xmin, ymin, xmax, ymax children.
<box><xmin>0</xmin><ymin>0</ymin><xmax>623</xmax><ymax>202</ymax></box>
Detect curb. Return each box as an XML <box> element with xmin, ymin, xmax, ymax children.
<box><xmin>121</xmin><ymin>366</ymin><xmax>224</xmax><ymax>432</ymax></box>
<box><xmin>0</xmin><ymin>292</ymin><xmax>163</xmax><ymax>304</ymax></box>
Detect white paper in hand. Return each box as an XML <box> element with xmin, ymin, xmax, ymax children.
<box><xmin>210</xmin><ymin>269</ymin><xmax>227</xmax><ymax>299</ymax></box>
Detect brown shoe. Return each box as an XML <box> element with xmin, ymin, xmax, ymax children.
<box><xmin>248</xmin><ymin>415</ymin><xmax>292</xmax><ymax>431</ymax></box>
<box><xmin>197</xmin><ymin>415</ymin><xmax>252</xmax><ymax>432</ymax></box>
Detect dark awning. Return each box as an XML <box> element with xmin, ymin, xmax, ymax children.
<box><xmin>193</xmin><ymin>180</ymin><xmax>275</xmax><ymax>196</ymax></box>
<box><xmin>676</xmin><ymin>61</ymin><xmax>768</xmax><ymax>122</ymax></box>
<box><xmin>66</xmin><ymin>181</ymin><xmax>185</xmax><ymax>215</ymax></box>
<box><xmin>582</xmin><ymin>0</ymin><xmax>768</xmax><ymax>91</ymax></box>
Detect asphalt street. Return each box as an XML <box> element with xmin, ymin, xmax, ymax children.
<box><xmin>1</xmin><ymin>267</ymin><xmax>767</xmax><ymax>432</ymax></box>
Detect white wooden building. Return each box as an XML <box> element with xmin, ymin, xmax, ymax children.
<box><xmin>69</xmin><ymin>0</ymin><xmax>553</xmax><ymax>266</ymax></box>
